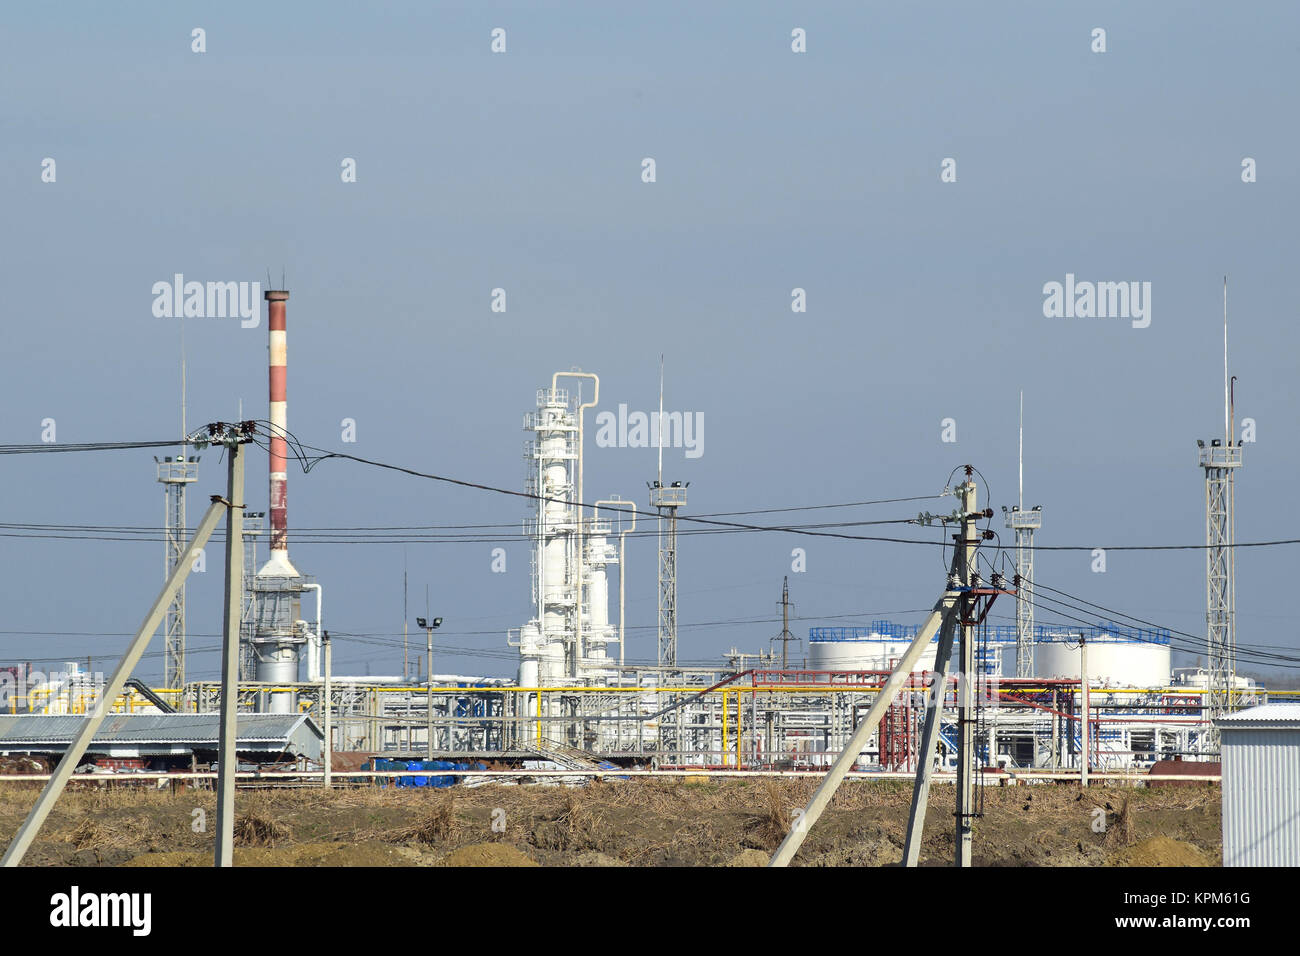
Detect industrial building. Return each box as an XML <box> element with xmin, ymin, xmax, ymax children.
<box><xmin>1217</xmin><ymin>704</ymin><xmax>1300</xmax><ymax>866</ymax></box>
<box><xmin>0</xmin><ymin>713</ymin><xmax>323</xmax><ymax>770</ymax></box>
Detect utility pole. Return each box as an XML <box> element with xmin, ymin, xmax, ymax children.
<box><xmin>954</xmin><ymin>476</ymin><xmax>978</xmax><ymax>868</ymax></box>
<box><xmin>1080</xmin><ymin>634</ymin><xmax>1089</xmax><ymax>789</ymax></box>
<box><xmin>2</xmin><ymin>494</ymin><xmax>226</xmax><ymax>867</ymax></box>
<box><xmin>322</xmin><ymin>630</ymin><xmax>332</xmax><ymax>789</ymax></box>
<box><xmin>215</xmin><ymin>427</ymin><xmax>248</xmax><ymax>868</ymax></box>
<box><xmin>403</xmin><ymin>559</ymin><xmax>409</xmax><ymax>683</ymax></box>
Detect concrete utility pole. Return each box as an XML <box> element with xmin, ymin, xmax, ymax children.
<box><xmin>769</xmin><ymin>472</ymin><xmax>992</xmax><ymax>868</ymax></box>
<box><xmin>901</xmin><ymin>473</ymin><xmax>1011</xmax><ymax>867</ymax></box>
<box><xmin>215</xmin><ymin>433</ymin><xmax>246</xmax><ymax>867</ymax></box>
<box><xmin>955</xmin><ymin>478</ymin><xmax>978</xmax><ymax>868</ymax></box>
<box><xmin>1080</xmin><ymin>634</ymin><xmax>1089</xmax><ymax>788</ymax></box>
<box><xmin>322</xmin><ymin>630</ymin><xmax>332</xmax><ymax>789</ymax></box>
<box><xmin>770</xmin><ymin>594</ymin><xmax>959</xmax><ymax>866</ymax></box>
<box><xmin>771</xmin><ymin>470</ymin><xmax>1007</xmax><ymax>868</ymax></box>
<box><xmin>902</xmin><ymin>610</ymin><xmax>957</xmax><ymax>866</ymax></box>
<box><xmin>2</xmin><ymin>438</ymin><xmax>240</xmax><ymax>867</ymax></box>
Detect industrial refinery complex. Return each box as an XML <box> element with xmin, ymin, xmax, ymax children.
<box><xmin>0</xmin><ymin>285</ymin><xmax>1288</xmax><ymax>798</ymax></box>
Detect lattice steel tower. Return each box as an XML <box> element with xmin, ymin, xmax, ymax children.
<box><xmin>156</xmin><ymin>451</ymin><xmax>198</xmax><ymax>688</ymax></box>
<box><xmin>156</xmin><ymin>326</ymin><xmax>197</xmax><ymax>691</ymax></box>
<box><xmin>649</xmin><ymin>359</ymin><xmax>686</xmax><ymax>669</ymax></box>
<box><xmin>1005</xmin><ymin>391</ymin><xmax>1042</xmax><ymax>679</ymax></box>
<box><xmin>650</xmin><ymin>481</ymin><xmax>686</xmax><ymax>668</ymax></box>
<box><xmin>1199</xmin><ymin>278</ymin><xmax>1241</xmax><ymax>750</ymax></box>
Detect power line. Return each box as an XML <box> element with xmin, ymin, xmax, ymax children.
<box><xmin>0</xmin><ymin>440</ymin><xmax>180</xmax><ymax>455</ymax></box>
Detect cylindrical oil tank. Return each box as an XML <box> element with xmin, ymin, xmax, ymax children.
<box><xmin>1033</xmin><ymin>637</ymin><xmax>1170</xmax><ymax>687</ymax></box>
<box><xmin>808</xmin><ymin>634</ymin><xmax>939</xmax><ymax>673</ymax></box>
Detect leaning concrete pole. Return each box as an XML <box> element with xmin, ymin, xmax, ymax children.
<box><xmin>215</xmin><ymin>439</ymin><xmax>245</xmax><ymax>867</ymax></box>
<box><xmin>768</xmin><ymin>591</ymin><xmax>958</xmax><ymax>867</ymax></box>
<box><xmin>902</xmin><ymin>609</ymin><xmax>958</xmax><ymax>866</ymax></box>
<box><xmin>2</xmin><ymin>498</ymin><xmax>226</xmax><ymax>867</ymax></box>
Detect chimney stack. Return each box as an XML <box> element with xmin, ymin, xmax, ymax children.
<box><xmin>261</xmin><ymin>289</ymin><xmax>297</xmax><ymax>576</ymax></box>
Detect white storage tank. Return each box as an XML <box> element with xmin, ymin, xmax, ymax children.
<box><xmin>1032</xmin><ymin>628</ymin><xmax>1170</xmax><ymax>687</ymax></box>
<box><xmin>1217</xmin><ymin>703</ymin><xmax>1300</xmax><ymax>867</ymax></box>
<box><xmin>808</xmin><ymin>624</ymin><xmax>942</xmax><ymax>673</ymax></box>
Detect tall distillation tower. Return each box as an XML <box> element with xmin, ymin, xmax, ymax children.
<box><xmin>1198</xmin><ymin>279</ymin><xmax>1241</xmax><ymax>750</ymax></box>
<box><xmin>1004</xmin><ymin>391</ymin><xmax>1042</xmax><ymax>679</ymax></box>
<box><xmin>514</xmin><ymin>373</ymin><xmax>616</xmax><ymax>687</ymax></box>
<box><xmin>513</xmin><ymin>372</ymin><xmax>619</xmax><ymax>745</ymax></box>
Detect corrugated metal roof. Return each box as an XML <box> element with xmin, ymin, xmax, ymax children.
<box><xmin>1216</xmin><ymin>703</ymin><xmax>1300</xmax><ymax>728</ymax></box>
<box><xmin>0</xmin><ymin>713</ymin><xmax>321</xmax><ymax>746</ymax></box>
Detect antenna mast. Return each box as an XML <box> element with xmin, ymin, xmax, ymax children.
<box><xmin>650</xmin><ymin>357</ymin><xmax>686</xmax><ymax>675</ymax></box>
<box><xmin>1200</xmin><ymin>275</ymin><xmax>1242</xmax><ymax>751</ymax></box>
<box><xmin>655</xmin><ymin>356</ymin><xmax>665</xmax><ymax>486</ymax></box>
<box><xmin>1007</xmin><ymin>389</ymin><xmax>1041</xmax><ymax>680</ymax></box>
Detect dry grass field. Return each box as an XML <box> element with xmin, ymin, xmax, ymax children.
<box><xmin>0</xmin><ymin>778</ymin><xmax>1220</xmax><ymax>867</ymax></box>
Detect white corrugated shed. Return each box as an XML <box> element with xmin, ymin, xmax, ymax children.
<box><xmin>1216</xmin><ymin>703</ymin><xmax>1300</xmax><ymax>867</ymax></box>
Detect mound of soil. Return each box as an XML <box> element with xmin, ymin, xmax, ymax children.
<box><xmin>724</xmin><ymin>849</ymin><xmax>770</xmax><ymax>867</ymax></box>
<box><xmin>124</xmin><ymin>841</ymin><xmax>427</xmax><ymax>867</ymax></box>
<box><xmin>439</xmin><ymin>843</ymin><xmax>538</xmax><ymax>867</ymax></box>
<box><xmin>1108</xmin><ymin>836</ymin><xmax>1213</xmax><ymax>867</ymax></box>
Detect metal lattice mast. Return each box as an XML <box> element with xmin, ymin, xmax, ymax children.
<box><xmin>157</xmin><ymin>316</ymin><xmax>197</xmax><ymax>691</ymax></box>
<box><xmin>1005</xmin><ymin>391</ymin><xmax>1041</xmax><ymax>679</ymax></box>
<box><xmin>1202</xmin><ymin>453</ymin><xmax>1238</xmax><ymax>736</ymax></box>
<box><xmin>1199</xmin><ymin>277</ymin><xmax>1241</xmax><ymax>752</ymax></box>
<box><xmin>652</xmin><ymin>488</ymin><xmax>685</xmax><ymax>667</ymax></box>
<box><xmin>156</xmin><ymin>457</ymin><xmax>197</xmax><ymax>688</ymax></box>
<box><xmin>650</xmin><ymin>357</ymin><xmax>686</xmax><ymax>669</ymax></box>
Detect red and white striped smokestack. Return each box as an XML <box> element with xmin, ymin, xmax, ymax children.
<box><xmin>260</xmin><ymin>289</ymin><xmax>298</xmax><ymax>577</ymax></box>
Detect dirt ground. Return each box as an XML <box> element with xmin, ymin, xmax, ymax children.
<box><xmin>0</xmin><ymin>778</ymin><xmax>1222</xmax><ymax>867</ymax></box>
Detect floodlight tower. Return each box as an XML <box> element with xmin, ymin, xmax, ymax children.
<box><xmin>156</xmin><ymin>329</ymin><xmax>197</xmax><ymax>690</ymax></box>
<box><xmin>1198</xmin><ymin>278</ymin><xmax>1242</xmax><ymax>751</ymax></box>
<box><xmin>1004</xmin><ymin>391</ymin><xmax>1042</xmax><ymax>679</ymax></box>
<box><xmin>650</xmin><ymin>479</ymin><xmax>686</xmax><ymax>668</ymax></box>
<box><xmin>648</xmin><ymin>359</ymin><xmax>686</xmax><ymax>669</ymax></box>
<box><xmin>156</xmin><ymin>451</ymin><xmax>198</xmax><ymax>689</ymax></box>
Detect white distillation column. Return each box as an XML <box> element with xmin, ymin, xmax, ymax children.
<box><xmin>515</xmin><ymin>385</ymin><xmax>581</xmax><ymax>749</ymax></box>
<box><xmin>581</xmin><ymin>526</ymin><xmax>618</xmax><ymax>682</ymax></box>
<box><xmin>539</xmin><ymin>396</ymin><xmax>576</xmax><ymax>688</ymax></box>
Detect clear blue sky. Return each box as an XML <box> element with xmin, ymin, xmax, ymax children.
<box><xmin>2</xmin><ymin>2</ymin><xmax>1297</xmax><ymax>683</ymax></box>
